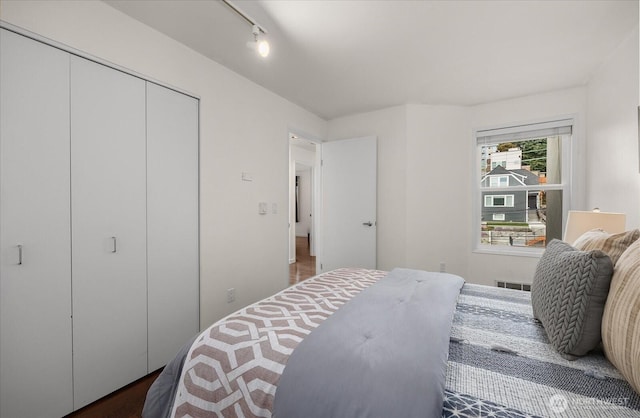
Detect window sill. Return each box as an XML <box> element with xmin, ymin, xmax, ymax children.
<box><xmin>473</xmin><ymin>246</ymin><xmax>544</xmax><ymax>258</ymax></box>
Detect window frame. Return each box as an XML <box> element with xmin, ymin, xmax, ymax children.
<box><xmin>472</xmin><ymin>117</ymin><xmax>575</xmax><ymax>257</ymax></box>
<box><xmin>491</xmin><ymin>160</ymin><xmax>507</xmax><ymax>170</ymax></box>
<box><xmin>484</xmin><ymin>194</ymin><xmax>515</xmax><ymax>207</ymax></box>
<box><xmin>489</xmin><ymin>175</ymin><xmax>510</xmax><ymax>188</ymax></box>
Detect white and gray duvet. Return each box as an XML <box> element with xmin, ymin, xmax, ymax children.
<box><xmin>274</xmin><ymin>268</ymin><xmax>464</xmax><ymax>418</ymax></box>
<box><xmin>143</xmin><ymin>268</ymin><xmax>640</xmax><ymax>418</ymax></box>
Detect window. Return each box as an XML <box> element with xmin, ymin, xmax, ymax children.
<box><xmin>489</xmin><ymin>176</ymin><xmax>509</xmax><ymax>188</ymax></box>
<box><xmin>491</xmin><ymin>160</ymin><xmax>507</xmax><ymax>170</ymax></box>
<box><xmin>484</xmin><ymin>195</ymin><xmax>514</xmax><ymax>207</ymax></box>
<box><xmin>475</xmin><ymin>119</ymin><xmax>573</xmax><ymax>253</ymax></box>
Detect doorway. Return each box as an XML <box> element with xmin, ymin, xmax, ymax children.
<box><xmin>289</xmin><ymin>133</ymin><xmax>319</xmax><ymax>284</ymax></box>
<box><xmin>288</xmin><ymin>134</ymin><xmax>377</xmax><ymax>284</ymax></box>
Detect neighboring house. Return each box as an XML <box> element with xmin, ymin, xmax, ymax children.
<box><xmin>480</xmin><ymin>145</ymin><xmax>497</xmax><ymax>173</ymax></box>
<box><xmin>480</xmin><ymin>165</ymin><xmax>540</xmax><ymax>222</ymax></box>
<box><xmin>487</xmin><ymin>148</ymin><xmax>523</xmax><ymax>171</ymax></box>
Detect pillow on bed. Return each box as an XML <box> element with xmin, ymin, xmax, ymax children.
<box><xmin>601</xmin><ymin>238</ymin><xmax>640</xmax><ymax>394</ymax></box>
<box><xmin>572</xmin><ymin>228</ymin><xmax>640</xmax><ymax>266</ymax></box>
<box><xmin>531</xmin><ymin>239</ymin><xmax>613</xmax><ymax>359</ymax></box>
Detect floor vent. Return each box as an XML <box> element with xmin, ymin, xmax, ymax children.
<box><xmin>496</xmin><ymin>281</ymin><xmax>531</xmax><ymax>292</ymax></box>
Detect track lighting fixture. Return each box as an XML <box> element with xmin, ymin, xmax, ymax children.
<box><xmin>222</xmin><ymin>0</ymin><xmax>270</xmax><ymax>58</ymax></box>
<box><xmin>248</xmin><ymin>24</ymin><xmax>270</xmax><ymax>58</ymax></box>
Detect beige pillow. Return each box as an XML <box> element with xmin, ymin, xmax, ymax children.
<box><xmin>601</xmin><ymin>238</ymin><xmax>640</xmax><ymax>394</ymax></box>
<box><xmin>573</xmin><ymin>229</ymin><xmax>640</xmax><ymax>266</ymax></box>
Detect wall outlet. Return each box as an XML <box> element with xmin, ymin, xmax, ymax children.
<box><xmin>227</xmin><ymin>288</ymin><xmax>235</xmax><ymax>303</ymax></box>
<box><xmin>439</xmin><ymin>262</ymin><xmax>446</xmax><ymax>273</ymax></box>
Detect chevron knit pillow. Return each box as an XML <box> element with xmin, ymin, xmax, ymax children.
<box><xmin>531</xmin><ymin>239</ymin><xmax>614</xmax><ymax>359</ymax></box>
<box><xmin>573</xmin><ymin>228</ymin><xmax>640</xmax><ymax>266</ymax></box>
<box><xmin>602</xmin><ymin>238</ymin><xmax>640</xmax><ymax>394</ymax></box>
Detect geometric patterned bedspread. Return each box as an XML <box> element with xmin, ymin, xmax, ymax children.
<box><xmin>170</xmin><ymin>268</ymin><xmax>386</xmax><ymax>417</ymax></box>
<box><xmin>166</xmin><ymin>268</ymin><xmax>640</xmax><ymax>417</ymax></box>
<box><xmin>444</xmin><ymin>284</ymin><xmax>640</xmax><ymax>417</ymax></box>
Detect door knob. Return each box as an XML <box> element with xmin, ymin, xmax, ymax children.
<box><xmin>362</xmin><ymin>221</ymin><xmax>373</xmax><ymax>227</ymax></box>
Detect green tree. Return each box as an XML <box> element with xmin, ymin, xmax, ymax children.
<box><xmin>497</xmin><ymin>142</ymin><xmax>517</xmax><ymax>152</ymax></box>
<box><xmin>498</xmin><ymin>138</ymin><xmax>547</xmax><ymax>172</ymax></box>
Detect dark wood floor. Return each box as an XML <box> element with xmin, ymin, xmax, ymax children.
<box><xmin>64</xmin><ymin>369</ymin><xmax>161</xmax><ymax>418</ymax></box>
<box><xmin>62</xmin><ymin>240</ymin><xmax>315</xmax><ymax>417</ymax></box>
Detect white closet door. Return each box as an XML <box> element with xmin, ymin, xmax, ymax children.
<box><xmin>0</xmin><ymin>29</ymin><xmax>73</xmax><ymax>417</ymax></box>
<box><xmin>70</xmin><ymin>56</ymin><xmax>148</xmax><ymax>409</ymax></box>
<box><xmin>147</xmin><ymin>83</ymin><xmax>199</xmax><ymax>371</ymax></box>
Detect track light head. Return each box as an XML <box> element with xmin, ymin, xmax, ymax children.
<box><xmin>257</xmin><ymin>39</ymin><xmax>270</xmax><ymax>58</ymax></box>
<box><xmin>247</xmin><ymin>24</ymin><xmax>270</xmax><ymax>58</ymax></box>
<box><xmin>222</xmin><ymin>1</ymin><xmax>271</xmax><ymax>59</ymax></box>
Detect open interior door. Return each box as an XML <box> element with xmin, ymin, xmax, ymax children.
<box><xmin>320</xmin><ymin>136</ymin><xmax>377</xmax><ymax>272</ymax></box>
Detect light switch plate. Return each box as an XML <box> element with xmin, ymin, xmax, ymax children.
<box><xmin>259</xmin><ymin>202</ymin><xmax>268</xmax><ymax>214</ymax></box>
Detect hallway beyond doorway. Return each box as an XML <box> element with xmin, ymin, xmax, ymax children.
<box><xmin>289</xmin><ymin>236</ymin><xmax>315</xmax><ymax>285</ymax></box>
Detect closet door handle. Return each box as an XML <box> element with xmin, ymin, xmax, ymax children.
<box><xmin>17</xmin><ymin>244</ymin><xmax>23</xmax><ymax>265</ymax></box>
<box><xmin>111</xmin><ymin>237</ymin><xmax>117</xmax><ymax>253</ymax></box>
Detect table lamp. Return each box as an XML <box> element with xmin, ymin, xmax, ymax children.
<box><xmin>563</xmin><ymin>209</ymin><xmax>626</xmax><ymax>245</ymax></box>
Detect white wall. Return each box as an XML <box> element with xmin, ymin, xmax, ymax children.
<box><xmin>0</xmin><ymin>0</ymin><xmax>327</xmax><ymax>328</ymax></box>
<box><xmin>327</xmin><ymin>105</ymin><xmax>408</xmax><ymax>270</ymax></box>
<box><xmin>586</xmin><ymin>25</ymin><xmax>640</xmax><ymax>228</ymax></box>
<box><xmin>405</xmin><ymin>104</ymin><xmax>470</xmax><ymax>277</ymax></box>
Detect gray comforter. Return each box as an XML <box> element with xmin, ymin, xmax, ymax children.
<box><xmin>273</xmin><ymin>268</ymin><xmax>464</xmax><ymax>418</ymax></box>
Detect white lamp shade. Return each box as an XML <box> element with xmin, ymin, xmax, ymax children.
<box><xmin>563</xmin><ymin>210</ymin><xmax>626</xmax><ymax>245</ymax></box>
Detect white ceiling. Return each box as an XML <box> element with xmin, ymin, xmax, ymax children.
<box><xmin>104</xmin><ymin>0</ymin><xmax>638</xmax><ymax>120</ymax></box>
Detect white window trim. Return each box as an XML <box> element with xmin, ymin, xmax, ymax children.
<box><xmin>489</xmin><ymin>175</ymin><xmax>509</xmax><ymax>188</ymax></box>
<box><xmin>472</xmin><ymin>116</ymin><xmax>576</xmax><ymax>258</ymax></box>
<box><xmin>484</xmin><ymin>194</ymin><xmax>515</xmax><ymax>207</ymax></box>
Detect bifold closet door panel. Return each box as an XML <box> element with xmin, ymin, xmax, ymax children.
<box><xmin>0</xmin><ymin>29</ymin><xmax>73</xmax><ymax>418</ymax></box>
<box><xmin>147</xmin><ymin>83</ymin><xmax>199</xmax><ymax>372</ymax></box>
<box><xmin>70</xmin><ymin>56</ymin><xmax>148</xmax><ymax>409</ymax></box>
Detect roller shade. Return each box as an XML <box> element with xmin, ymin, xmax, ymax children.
<box><xmin>477</xmin><ymin>119</ymin><xmax>573</xmax><ymax>145</ymax></box>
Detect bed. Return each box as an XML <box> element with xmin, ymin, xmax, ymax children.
<box><xmin>143</xmin><ymin>263</ymin><xmax>640</xmax><ymax>418</ymax></box>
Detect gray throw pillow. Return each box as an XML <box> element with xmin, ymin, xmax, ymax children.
<box><xmin>531</xmin><ymin>239</ymin><xmax>613</xmax><ymax>359</ymax></box>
